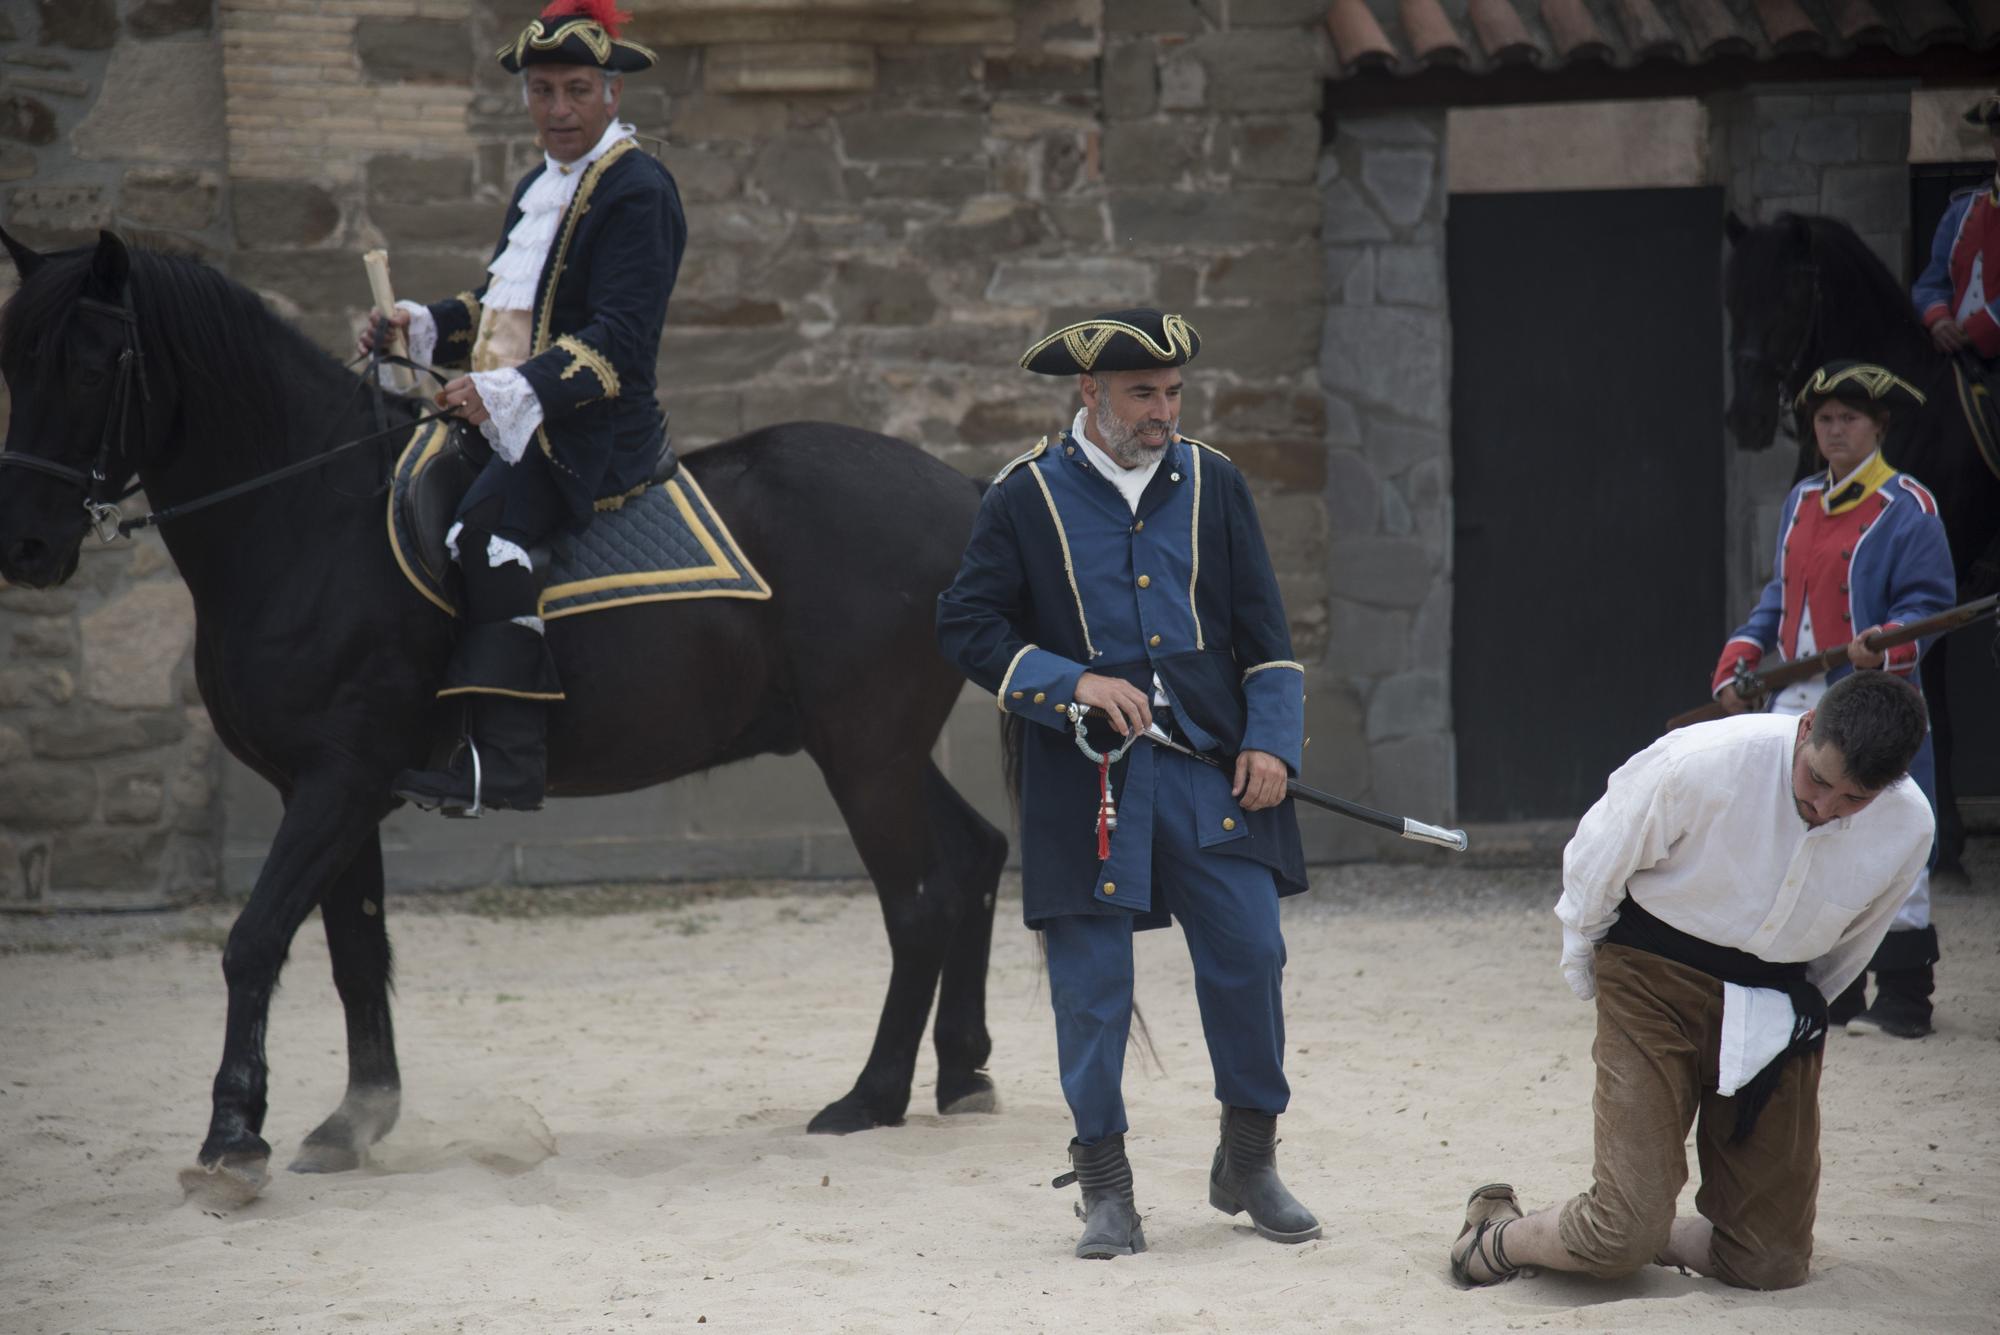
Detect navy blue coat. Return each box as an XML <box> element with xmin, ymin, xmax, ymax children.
<box><xmin>937</xmin><ymin>430</ymin><xmax>1308</xmax><ymax>928</ymax></box>
<box><xmin>426</xmin><ymin>138</ymin><xmax>686</xmax><ymax>526</ymax></box>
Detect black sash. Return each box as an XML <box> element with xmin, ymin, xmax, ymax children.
<box><xmin>1605</xmin><ymin>897</ymin><xmax>1829</xmax><ymax>1142</ymax></box>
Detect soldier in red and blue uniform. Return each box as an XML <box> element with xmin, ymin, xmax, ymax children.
<box><xmin>1912</xmin><ymin>90</ymin><xmax>2000</xmax><ymax>360</ymax></box>
<box><xmin>937</xmin><ymin>309</ymin><xmax>1319</xmax><ymax>1260</ymax></box>
<box><xmin>1711</xmin><ymin>362</ymin><xmax>1955</xmax><ymax>1038</ymax></box>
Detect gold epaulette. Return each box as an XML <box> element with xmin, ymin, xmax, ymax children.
<box><xmin>993</xmin><ymin>435</ymin><xmax>1049</xmax><ymax>484</ymax></box>
<box><xmin>1183</xmin><ymin>435</ymin><xmax>1230</xmax><ymax>461</ymax></box>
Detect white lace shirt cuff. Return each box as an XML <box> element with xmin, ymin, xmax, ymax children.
<box><xmin>472</xmin><ymin>368</ymin><xmax>544</xmax><ymax>465</ymax></box>
<box><xmin>396</xmin><ymin>300</ymin><xmax>437</xmax><ymax>370</ymax></box>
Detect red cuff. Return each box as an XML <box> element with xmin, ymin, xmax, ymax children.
<box><xmin>1880</xmin><ymin>622</ymin><xmax>1918</xmax><ymax>674</ymax></box>
<box><xmin>1967</xmin><ymin>308</ymin><xmax>2000</xmax><ymax>358</ymax></box>
<box><xmin>1922</xmin><ymin>302</ymin><xmax>1951</xmax><ymax>327</ymax></box>
<box><xmin>1712</xmin><ymin>640</ymin><xmax>1763</xmax><ymax>696</ymax></box>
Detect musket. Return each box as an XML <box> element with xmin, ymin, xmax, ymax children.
<box><xmin>1664</xmin><ymin>591</ymin><xmax>2000</xmax><ymax>732</ymax></box>
<box><xmin>1067</xmin><ymin>706</ymin><xmax>1469</xmax><ymax>852</ymax></box>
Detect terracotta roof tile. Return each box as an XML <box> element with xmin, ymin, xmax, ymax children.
<box><xmin>1465</xmin><ymin>0</ymin><xmax>1543</xmax><ymax>65</ymax></box>
<box><xmin>1680</xmin><ymin>0</ymin><xmax>1757</xmax><ymax>60</ymax></box>
<box><xmin>1325</xmin><ymin>0</ymin><xmax>1399</xmax><ymax>68</ymax></box>
<box><xmin>1541</xmin><ymin>0</ymin><xmax>1614</xmax><ymax>63</ymax></box>
<box><xmin>1900</xmin><ymin>0</ymin><xmax>1970</xmax><ymax>43</ymax></box>
<box><xmin>1401</xmin><ymin>0</ymin><xmax>1470</xmax><ymax>65</ymax></box>
<box><xmin>1829</xmin><ymin>0</ymin><xmax>1894</xmax><ymax>46</ymax></box>
<box><xmin>1752</xmin><ymin>0</ymin><xmax>1824</xmax><ymax>54</ymax></box>
<box><xmin>1608</xmin><ymin>0</ymin><xmax>1683</xmax><ymax>62</ymax></box>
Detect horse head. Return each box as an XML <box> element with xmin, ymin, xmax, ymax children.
<box><xmin>0</xmin><ymin>228</ymin><xmax>173</xmax><ymax>587</ymax></box>
<box><xmin>1723</xmin><ymin>211</ymin><xmax>1822</xmax><ymax>454</ymax></box>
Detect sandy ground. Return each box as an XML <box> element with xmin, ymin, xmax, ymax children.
<box><xmin>2</xmin><ymin>862</ymin><xmax>1996</xmax><ymax>1335</ymax></box>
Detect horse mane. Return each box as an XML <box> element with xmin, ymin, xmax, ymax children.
<box><xmin>1787</xmin><ymin>212</ymin><xmax>1930</xmax><ymax>349</ymax></box>
<box><xmin>2</xmin><ymin>243</ymin><xmax>370</xmax><ymax>472</ymax></box>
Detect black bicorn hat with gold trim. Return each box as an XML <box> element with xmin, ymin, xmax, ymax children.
<box><xmin>1964</xmin><ymin>90</ymin><xmax>2000</xmax><ymax>128</ymax></box>
<box><xmin>1019</xmin><ymin>308</ymin><xmax>1201</xmax><ymax>376</ymax></box>
<box><xmin>1792</xmin><ymin>359</ymin><xmax>1927</xmax><ymax>414</ymax></box>
<box><xmin>498</xmin><ymin>0</ymin><xmax>657</xmax><ymax>75</ymax></box>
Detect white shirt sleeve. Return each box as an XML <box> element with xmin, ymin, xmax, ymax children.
<box><xmin>471</xmin><ymin>368</ymin><xmax>544</xmax><ymax>466</ymax></box>
<box><xmin>395</xmin><ymin>300</ymin><xmax>437</xmax><ymax>370</ymax></box>
<box><xmin>1806</xmin><ymin>839</ymin><xmax>1928</xmax><ymax>999</ymax></box>
<box><xmin>1555</xmin><ymin>740</ymin><xmax>1687</xmax><ymax>996</ymax></box>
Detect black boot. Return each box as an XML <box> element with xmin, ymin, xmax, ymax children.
<box><xmin>1849</xmin><ymin>926</ymin><xmax>1938</xmax><ymax>1039</ymax></box>
<box><xmin>1209</xmin><ymin>1106</ymin><xmax>1321</xmax><ymax>1243</ymax></box>
<box><xmin>394</xmin><ymin>617</ymin><xmax>561</xmax><ymax>816</ymax></box>
<box><xmin>1828</xmin><ymin>975</ymin><xmax>1868</xmax><ymax>1027</ymax></box>
<box><xmin>1053</xmin><ymin>1135</ymin><xmax>1145</xmax><ymax>1259</ymax></box>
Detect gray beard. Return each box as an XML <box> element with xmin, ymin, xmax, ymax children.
<box><xmin>1096</xmin><ymin>400</ymin><xmax>1174</xmax><ymax>469</ymax></box>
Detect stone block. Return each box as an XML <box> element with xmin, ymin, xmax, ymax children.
<box><xmin>1101</xmin><ymin>120</ymin><xmax>1204</xmax><ymax>188</ymax></box>
<box><xmin>1202</xmin><ymin>246</ymin><xmax>1322</xmax><ymax>305</ymax></box>
<box><xmin>986</xmin><ymin>256</ymin><xmax>1154</xmax><ymax>307</ymax></box>
<box><xmin>876</xmin><ymin>46</ymin><xmax>981</xmax><ymax>102</ymax></box>
<box><xmin>10</xmin><ymin>71</ymin><xmax>88</xmax><ymax>98</ymax></box>
<box><xmin>1322</xmin><ymin>180</ymin><xmax>1390</xmax><ymax>243</ymax></box>
<box><xmin>830</xmin><ymin>261</ymin><xmax>937</xmax><ymax>326</ymax></box>
<box><xmin>1228</xmin><ymin>437</ymin><xmax>1326</xmax><ymax>492</ymax></box>
<box><xmin>1180</xmin><ymin>31</ymin><xmax>1322</xmax><ymax>114</ymax></box>
<box><xmin>1856</xmin><ymin>114</ymin><xmax>1906</xmax><ymax>164</ymax></box>
<box><xmin>842</xmin><ymin>162</ymin><xmax>991</xmax><ymax>202</ymax></box>
<box><xmin>1324</xmin><ymin>598</ymin><xmax>1411</xmax><ymax>677</ymax></box>
<box><xmin>5</xmin><ymin>182</ymin><xmax>107</xmax><ymax>233</ymax></box>
<box><xmin>1047</xmin><ymin>197</ymin><xmax>1107</xmax><ymax>245</ymax></box>
<box><xmin>1752</xmin><ymin>160</ymin><xmax>1817</xmax><ymax>197</ymax></box>
<box><xmin>660</xmin><ymin>327</ymin><xmax>806</xmax><ymax>385</ymax></box>
<box><xmin>1819</xmin><ymin>165</ymin><xmax>1905</xmax><ymax>235</ymax></box>
<box><xmin>368</xmin><ymin>155</ymin><xmax>474</xmax><ymax>206</ymax></box>
<box><xmin>386</xmin><ymin>249</ymin><xmax>493</xmax><ymax>308</ymax></box>
<box><xmin>1158</xmin><ymin>52</ymin><xmax>1206</xmax><ymax>112</ymax></box>
<box><xmin>0</xmin><ymin>146</ymin><xmax>36</xmax><ymax>181</ymax></box>
<box><xmin>1359</xmin><ymin>146</ymin><xmax>1436</xmax><ymax>228</ymax></box>
<box><xmin>127</xmin><ymin>0</ymin><xmax>210</xmax><ymax>39</ymax></box>
<box><xmin>704</xmin><ymin>41</ymin><xmax>874</xmax><ymax>94</ymax></box>
<box><xmin>1190</xmin><ymin>303</ymin><xmax>1320</xmax><ymax>377</ymax></box>
<box><xmin>0</xmin><ymin>763</ymin><xmax>95</xmax><ymax>826</ymax></box>
<box><xmin>1257</xmin><ymin>491</ymin><xmax>1327</xmax><ymax>578</ymax></box>
<box><xmin>840</xmin><ymin>111</ymin><xmax>986</xmax><ymax>161</ymax></box>
<box><xmin>0</xmin><ymin>666</ymin><xmax>73</xmax><ymax>707</ymax></box>
<box><xmin>31</xmin><ymin>710</ymin><xmax>184</xmax><ymax>760</ymax></box>
<box><xmin>1328</xmin><ymin>536</ymin><xmax>1435</xmax><ymax>608</ymax></box>
<box><xmin>80</xmin><ymin>581</ymin><xmax>194</xmax><ymax>708</ymax></box>
<box><xmin>1375</xmin><ymin>245</ymin><xmax>1442</xmax><ymax>309</ymax></box>
<box><xmin>0</xmin><ymin>95</ymin><xmax>57</xmax><ymax>146</ymax></box>
<box><xmin>660</xmin><ymin>386</ymin><xmax>742</xmax><ymax>445</ymax></box>
<box><xmin>1103</xmin><ymin>0</ymin><xmax>1202</xmax><ymax>34</ymax></box>
<box><xmin>1230</xmin><ymin>116</ymin><xmax>1320</xmax><ymax>183</ymax></box>
<box><xmin>670</xmin><ymin>92</ymin><xmax>791</xmax><ymax>144</ymax></box>
<box><xmin>673</xmin><ymin>296</ymin><xmax>786</xmax><ymax>327</ymax></box>
<box><xmin>1325</xmin><ymin>447</ymin><xmax>1380</xmax><ymax>533</ymax></box>
<box><xmin>356</xmin><ymin>17</ymin><xmax>470</xmax><ymax>85</ymax></box>
<box><xmin>1363</xmin><ymin>420</ymin><xmax>1444</xmax><ymax>478</ymax></box>
<box><xmin>232</xmin><ymin>249</ymin><xmax>368</xmax><ymax>316</ymax></box>
<box><xmin>1210</xmin><ymin>386</ymin><xmax>1325</xmax><ymax>438</ymax></box>
<box><xmin>372</xmin><ymin>200</ymin><xmax>496</xmax><ymax>248</ymax></box>
<box><xmin>1368</xmin><ymin>733</ymin><xmax>1451</xmax><ymax>822</ymax></box>
<box><xmin>986</xmin><ymin>53</ymin><xmax>1097</xmax><ymax>94</ymax></box>
<box><xmin>1749</xmin><ymin>94</ymin><xmax>1811</xmax><ymax>120</ymax></box>
<box><xmin>915</xmin><ymin>200</ymin><xmax>1049</xmax><ymax>265</ymax></box>
<box><xmin>1110</xmin><ymin>187</ymin><xmax>1318</xmax><ymax>247</ymax></box>
<box><xmin>118</xmin><ymin>168</ymin><xmax>219</xmax><ymax>232</ymax></box>
<box><xmin>1757</xmin><ymin>120</ymin><xmax>1798</xmax><ymax>161</ymax></box>
<box><xmin>750</xmin><ymin>131</ymin><xmax>846</xmax><ymax>209</ymax></box>
<box><xmin>1410</xmin><ymin>583</ymin><xmax>1450</xmax><ymax>669</ymax></box>
<box><xmin>1792</xmin><ymin>116</ymin><xmax>1858</xmax><ymax>165</ymax></box>
<box><xmin>51</xmin><ymin>828</ymin><xmax>168</xmax><ymax>890</ymax></box>
<box><xmin>0</xmin><ymin>725</ymin><xmax>25</xmax><ymax>765</ymax></box>
<box><xmin>662</xmin><ymin>149</ymin><xmax>745</xmax><ymax>203</ymax></box>
<box><xmin>1366</xmin><ymin>671</ymin><xmax>1445</xmax><ymax>741</ymax></box>
<box><xmin>1101</xmin><ymin>40</ymin><xmax>1157</xmax><ymax>121</ymax></box>
<box><xmin>1321</xmin><ymin>307</ymin><xmax>1445</xmax><ymax>424</ymax></box>
<box><xmin>71</xmin><ymin>41</ymin><xmax>225</xmax><ymax>164</ymax></box>
<box><xmin>103</xmin><ymin>769</ymin><xmax>166</xmax><ymax>824</ymax></box>
<box><xmin>38</xmin><ymin>0</ymin><xmax>116</xmax><ymax>49</ymax></box>
<box><xmin>1334</xmin><ymin>113</ymin><xmax>1439</xmax><ymax>145</ymax></box>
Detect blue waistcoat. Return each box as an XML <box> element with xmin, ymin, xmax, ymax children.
<box><xmin>425</xmin><ymin>140</ymin><xmax>686</xmax><ymax>527</ymax></box>
<box><xmin>937</xmin><ymin>430</ymin><xmax>1308</xmax><ymax>928</ymax></box>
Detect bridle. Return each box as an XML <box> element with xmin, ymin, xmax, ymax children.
<box><xmin>1734</xmin><ymin>254</ymin><xmax>1824</xmax><ymax>406</ymax></box>
<box><xmin>0</xmin><ymin>293</ymin><xmax>150</xmax><ymax>542</ymax></box>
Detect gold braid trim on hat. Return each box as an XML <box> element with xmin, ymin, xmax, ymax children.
<box><xmin>1018</xmin><ymin>314</ymin><xmax>1200</xmax><ymax>371</ymax></box>
<box><xmin>1792</xmin><ymin>364</ymin><xmax>1927</xmax><ymax>410</ymax></box>
<box><xmin>499</xmin><ymin>17</ymin><xmax>658</xmax><ymax>69</ymax></box>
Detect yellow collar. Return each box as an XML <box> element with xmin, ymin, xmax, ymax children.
<box><xmin>1820</xmin><ymin>451</ymin><xmax>1895</xmax><ymax>515</ymax></box>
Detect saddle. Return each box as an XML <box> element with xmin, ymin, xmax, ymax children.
<box><xmin>1950</xmin><ymin>353</ymin><xmax>2000</xmax><ymax>484</ymax></box>
<box><xmin>388</xmin><ymin>419</ymin><xmax>772</xmax><ymax>620</ymax></box>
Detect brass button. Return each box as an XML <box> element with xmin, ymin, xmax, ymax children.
<box><xmin>1841</xmin><ymin>612</ymin><xmax>1851</xmax><ymax>622</ymax></box>
<box><xmin>1134</xmin><ymin>520</ymin><xmax>1145</xmax><ymax>532</ymax></box>
<box><xmin>1222</xmin><ymin>817</ymin><xmax>1236</xmax><ymax>831</ymax></box>
<box><xmin>1033</xmin><ymin>692</ymin><xmax>1047</xmax><ymax>703</ymax></box>
<box><xmin>1102</xmin><ymin>882</ymin><xmax>1116</xmax><ymax>895</ymax></box>
<box><xmin>1137</xmin><ymin>575</ymin><xmax>1151</xmax><ymax>588</ymax></box>
<box><xmin>1841</xmin><ymin>549</ymin><xmax>1852</xmax><ymax>559</ymax></box>
<box><xmin>1149</xmin><ymin>634</ymin><xmax>1162</xmax><ymax>647</ymax></box>
<box><xmin>1011</xmin><ymin>690</ymin><xmax>1024</xmax><ymax>700</ymax></box>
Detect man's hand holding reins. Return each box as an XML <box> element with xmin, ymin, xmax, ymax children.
<box><xmin>357</xmin><ymin>305</ymin><xmax>411</xmax><ymax>356</ymax></box>
<box><xmin>436</xmin><ymin>375</ymin><xmax>490</xmax><ymax>426</ymax></box>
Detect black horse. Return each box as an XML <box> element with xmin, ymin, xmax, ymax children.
<box><xmin>0</xmin><ymin>229</ymin><xmax>1008</xmax><ymax>1202</ymax></box>
<box><xmin>1723</xmin><ymin>210</ymin><xmax>2000</xmax><ymax>872</ymax></box>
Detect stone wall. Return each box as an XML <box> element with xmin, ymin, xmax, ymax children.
<box><xmin>1315</xmin><ymin>109</ymin><xmax>1451</xmax><ymax>858</ymax></box>
<box><xmin>0</xmin><ymin>1</ymin><xmax>227</xmax><ymax>907</ymax></box>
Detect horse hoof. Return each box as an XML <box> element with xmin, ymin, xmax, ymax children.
<box><xmin>807</xmin><ymin>1094</ymin><xmax>904</xmax><ymax>1135</ymax></box>
<box><xmin>287</xmin><ymin>1141</ymin><xmax>364</xmax><ymax>1174</ymax></box>
<box><xmin>937</xmin><ymin>1072</ymin><xmax>998</xmax><ymax>1116</ymax></box>
<box><xmin>179</xmin><ymin>1153</ymin><xmax>271</xmax><ymax>1210</ymax></box>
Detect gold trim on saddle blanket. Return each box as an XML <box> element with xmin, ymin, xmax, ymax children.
<box><xmin>1952</xmin><ymin>362</ymin><xmax>2000</xmax><ymax>484</ymax></box>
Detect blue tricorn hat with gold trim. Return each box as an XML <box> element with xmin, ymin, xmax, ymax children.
<box><xmin>497</xmin><ymin>0</ymin><xmax>656</xmax><ymax>75</ymax></box>
<box><xmin>1964</xmin><ymin>90</ymin><xmax>2000</xmax><ymax>128</ymax></box>
<box><xmin>1019</xmin><ymin>308</ymin><xmax>1202</xmax><ymax>376</ymax></box>
<box><xmin>1792</xmin><ymin>359</ymin><xmax>1927</xmax><ymax>413</ymax></box>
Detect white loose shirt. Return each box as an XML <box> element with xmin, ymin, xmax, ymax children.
<box><xmin>1556</xmin><ymin>712</ymin><xmax>1930</xmax><ymax>1002</ymax></box>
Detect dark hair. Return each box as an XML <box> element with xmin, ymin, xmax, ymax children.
<box><xmin>1807</xmin><ymin>393</ymin><xmax>1891</xmax><ymax>427</ymax></box>
<box><xmin>1810</xmin><ymin>671</ymin><xmax>1928</xmax><ymax>791</ymax></box>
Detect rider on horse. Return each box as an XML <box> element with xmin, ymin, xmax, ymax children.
<box><xmin>1913</xmin><ymin>90</ymin><xmax>2000</xmax><ymax>362</ymax></box>
<box><xmin>361</xmin><ymin>0</ymin><xmax>686</xmax><ymax>816</ymax></box>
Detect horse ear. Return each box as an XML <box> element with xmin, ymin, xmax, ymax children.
<box><xmin>88</xmin><ymin>229</ymin><xmax>130</xmax><ymax>298</ymax></box>
<box><xmin>1723</xmin><ymin>210</ymin><xmax>1747</xmax><ymax>245</ymax></box>
<box><xmin>0</xmin><ymin>224</ymin><xmax>43</xmax><ymax>280</ymax></box>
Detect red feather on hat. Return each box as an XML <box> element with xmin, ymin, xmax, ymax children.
<box><xmin>538</xmin><ymin>0</ymin><xmax>632</xmax><ymax>38</ymax></box>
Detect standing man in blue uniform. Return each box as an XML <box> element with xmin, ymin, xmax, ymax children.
<box><xmin>937</xmin><ymin>309</ymin><xmax>1319</xmax><ymax>1259</ymax></box>
<box><xmin>362</xmin><ymin>0</ymin><xmax>686</xmax><ymax>815</ymax></box>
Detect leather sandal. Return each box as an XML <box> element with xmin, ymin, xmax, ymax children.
<box><xmin>1450</xmin><ymin>1183</ymin><xmax>1524</xmax><ymax>1287</ymax></box>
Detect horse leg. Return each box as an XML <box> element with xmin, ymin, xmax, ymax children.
<box><xmin>1923</xmin><ymin>651</ymin><xmax>1966</xmax><ymax>880</ymax></box>
<box><xmin>924</xmin><ymin>763</ymin><xmax>1006</xmax><ymax>1116</ymax></box>
<box><xmin>806</xmin><ymin>752</ymin><xmax>962</xmax><ymax>1134</ymax></box>
<box><xmin>290</xmin><ymin>828</ymin><xmax>401</xmax><ymax>1173</ymax></box>
<box><xmin>179</xmin><ymin>776</ymin><xmax>381</xmax><ymax>1205</ymax></box>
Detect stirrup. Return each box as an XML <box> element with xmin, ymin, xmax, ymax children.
<box><xmin>442</xmin><ymin>736</ymin><xmax>486</xmax><ymax>820</ymax></box>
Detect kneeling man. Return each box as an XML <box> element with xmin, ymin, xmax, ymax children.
<box><xmin>1451</xmin><ymin>671</ymin><xmax>1931</xmax><ymax>1291</ymax></box>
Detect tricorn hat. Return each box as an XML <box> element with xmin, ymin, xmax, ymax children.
<box><xmin>1019</xmin><ymin>308</ymin><xmax>1201</xmax><ymax>376</ymax></box>
<box><xmin>1963</xmin><ymin>90</ymin><xmax>2000</xmax><ymax>128</ymax></box>
<box><xmin>498</xmin><ymin>0</ymin><xmax>656</xmax><ymax>75</ymax></box>
<box><xmin>1792</xmin><ymin>359</ymin><xmax>1927</xmax><ymax>413</ymax></box>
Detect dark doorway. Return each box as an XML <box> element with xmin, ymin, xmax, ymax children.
<box><xmin>1448</xmin><ymin>187</ymin><xmax>1726</xmax><ymax>821</ymax></box>
<box><xmin>1910</xmin><ymin>162</ymin><xmax>2000</xmax><ymax>805</ymax></box>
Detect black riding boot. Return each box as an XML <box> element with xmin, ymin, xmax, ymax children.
<box><xmin>1055</xmin><ymin>1135</ymin><xmax>1146</xmax><ymax>1259</ymax></box>
<box><xmin>392</xmin><ymin>530</ymin><xmax>561</xmax><ymax>816</ymax></box>
<box><xmin>1849</xmin><ymin>926</ymin><xmax>1939</xmax><ymax>1039</ymax></box>
<box><xmin>1209</xmin><ymin>1106</ymin><xmax>1321</xmax><ymax>1243</ymax></box>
